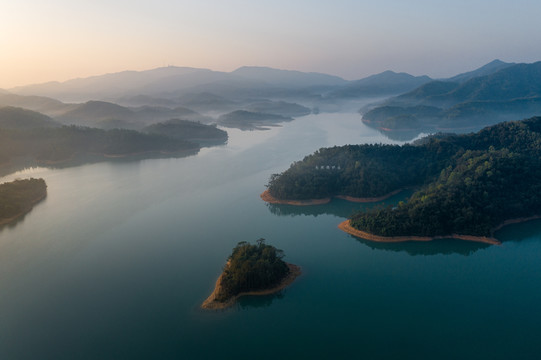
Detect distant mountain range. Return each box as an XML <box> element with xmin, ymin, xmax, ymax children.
<box><xmin>3</xmin><ymin>60</ymin><xmax>541</xmax><ymax>137</ymax></box>
<box><xmin>7</xmin><ymin>65</ymin><xmax>435</xmax><ymax>108</ymax></box>
<box><xmin>362</xmin><ymin>60</ymin><xmax>541</xmax><ymax>139</ymax></box>
<box><xmin>9</xmin><ymin>66</ymin><xmax>348</xmax><ymax>103</ymax></box>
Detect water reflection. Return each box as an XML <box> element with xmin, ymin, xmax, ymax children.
<box><xmin>494</xmin><ymin>219</ymin><xmax>541</xmax><ymax>243</ymax></box>
<box><xmin>377</xmin><ymin>128</ymin><xmax>425</xmax><ymax>141</ymax></box>
<box><xmin>352</xmin><ymin>236</ymin><xmax>490</xmax><ymax>256</ymax></box>
<box><xmin>236</xmin><ymin>292</ymin><xmax>285</xmax><ymax>310</ymax></box>
<box><xmin>265</xmin><ymin>191</ymin><xmax>413</xmax><ymax>218</ymax></box>
<box><xmin>349</xmin><ymin>219</ymin><xmax>541</xmax><ymax>256</ymax></box>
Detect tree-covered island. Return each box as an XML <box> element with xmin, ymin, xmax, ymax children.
<box><xmin>265</xmin><ymin>116</ymin><xmax>541</xmax><ymax>243</ymax></box>
<box><xmin>0</xmin><ymin>178</ymin><xmax>47</xmax><ymax>226</ymax></box>
<box><xmin>202</xmin><ymin>239</ymin><xmax>301</xmax><ymax>310</ymax></box>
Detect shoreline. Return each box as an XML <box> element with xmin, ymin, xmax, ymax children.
<box><xmin>260</xmin><ymin>189</ymin><xmax>404</xmax><ymax>206</ymax></box>
<box><xmin>334</xmin><ymin>189</ymin><xmax>404</xmax><ymax>203</ymax></box>
<box><xmin>201</xmin><ymin>262</ymin><xmax>301</xmax><ymax>310</ymax></box>
<box><xmin>492</xmin><ymin>215</ymin><xmax>541</xmax><ymax>232</ymax></box>
<box><xmin>260</xmin><ymin>190</ymin><xmax>330</xmax><ymax>205</ymax></box>
<box><xmin>0</xmin><ymin>192</ymin><xmax>47</xmax><ymax>227</ymax></box>
<box><xmin>338</xmin><ymin>220</ymin><xmax>502</xmax><ymax>245</ymax></box>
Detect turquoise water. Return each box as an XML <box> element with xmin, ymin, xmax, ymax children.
<box><xmin>0</xmin><ymin>113</ymin><xmax>540</xmax><ymax>359</ymax></box>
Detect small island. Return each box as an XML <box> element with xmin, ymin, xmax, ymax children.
<box><xmin>202</xmin><ymin>239</ymin><xmax>301</xmax><ymax>310</ymax></box>
<box><xmin>0</xmin><ymin>178</ymin><xmax>47</xmax><ymax>226</ymax></box>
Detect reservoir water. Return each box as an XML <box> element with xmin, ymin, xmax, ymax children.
<box><xmin>1</xmin><ymin>113</ymin><xmax>540</xmax><ymax>359</ymax></box>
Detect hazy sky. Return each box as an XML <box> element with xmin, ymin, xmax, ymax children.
<box><xmin>1</xmin><ymin>0</ymin><xmax>541</xmax><ymax>88</ymax></box>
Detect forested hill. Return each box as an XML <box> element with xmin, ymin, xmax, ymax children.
<box><xmin>266</xmin><ymin>137</ymin><xmax>462</xmax><ymax>200</ymax></box>
<box><xmin>0</xmin><ymin>125</ymin><xmax>198</xmax><ymax>167</ymax></box>
<box><xmin>267</xmin><ymin>144</ymin><xmax>450</xmax><ymax>200</ymax></box>
<box><xmin>216</xmin><ymin>239</ymin><xmax>290</xmax><ymax>302</ymax></box>
<box><xmin>267</xmin><ymin>116</ymin><xmax>541</xmax><ymax>238</ymax></box>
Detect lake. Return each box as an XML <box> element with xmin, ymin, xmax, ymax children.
<box><xmin>1</xmin><ymin>113</ymin><xmax>540</xmax><ymax>360</ymax></box>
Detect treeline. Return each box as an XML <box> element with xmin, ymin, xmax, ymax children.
<box><xmin>0</xmin><ymin>178</ymin><xmax>47</xmax><ymax>222</ymax></box>
<box><xmin>267</xmin><ymin>140</ymin><xmax>460</xmax><ymax>200</ymax></box>
<box><xmin>0</xmin><ymin>125</ymin><xmax>198</xmax><ymax>164</ymax></box>
<box><xmin>268</xmin><ymin>116</ymin><xmax>541</xmax><ymax>237</ymax></box>
<box><xmin>216</xmin><ymin>239</ymin><xmax>290</xmax><ymax>302</ymax></box>
<box><xmin>351</xmin><ymin>149</ymin><xmax>541</xmax><ymax>237</ymax></box>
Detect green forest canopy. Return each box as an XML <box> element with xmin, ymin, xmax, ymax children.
<box><xmin>216</xmin><ymin>239</ymin><xmax>290</xmax><ymax>302</ymax></box>
<box><xmin>267</xmin><ymin>116</ymin><xmax>541</xmax><ymax>238</ymax></box>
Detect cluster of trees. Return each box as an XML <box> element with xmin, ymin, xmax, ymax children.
<box><xmin>0</xmin><ymin>178</ymin><xmax>47</xmax><ymax>222</ymax></box>
<box><xmin>268</xmin><ymin>116</ymin><xmax>541</xmax><ymax>237</ymax></box>
<box><xmin>216</xmin><ymin>239</ymin><xmax>290</xmax><ymax>302</ymax></box>
<box><xmin>351</xmin><ymin>149</ymin><xmax>541</xmax><ymax>237</ymax></box>
<box><xmin>0</xmin><ymin>125</ymin><xmax>198</xmax><ymax>164</ymax></box>
<box><xmin>267</xmin><ymin>141</ymin><xmax>459</xmax><ymax>200</ymax></box>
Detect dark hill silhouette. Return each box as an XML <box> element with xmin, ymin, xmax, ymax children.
<box><xmin>329</xmin><ymin>71</ymin><xmax>431</xmax><ymax>98</ymax></box>
<box><xmin>0</xmin><ymin>107</ymin><xmax>59</xmax><ymax>129</ymax></box>
<box><xmin>142</xmin><ymin>119</ymin><xmax>227</xmax><ymax>146</ymax></box>
<box><xmin>362</xmin><ymin>61</ymin><xmax>541</xmax><ymax>138</ymax></box>
<box><xmin>446</xmin><ymin>59</ymin><xmax>514</xmax><ymax>83</ymax></box>
<box><xmin>56</xmin><ymin>101</ymin><xmax>136</xmax><ymax>127</ymax></box>
<box><xmin>0</xmin><ymin>93</ymin><xmax>73</xmax><ymax>116</ymax></box>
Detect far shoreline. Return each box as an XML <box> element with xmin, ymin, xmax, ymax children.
<box><xmin>338</xmin><ymin>219</ymin><xmax>502</xmax><ymax>245</ymax></box>
<box><xmin>260</xmin><ymin>189</ymin><xmax>404</xmax><ymax>206</ymax></box>
<box><xmin>201</xmin><ymin>262</ymin><xmax>301</xmax><ymax>310</ymax></box>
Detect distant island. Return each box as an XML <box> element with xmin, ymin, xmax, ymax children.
<box><xmin>202</xmin><ymin>239</ymin><xmax>301</xmax><ymax>310</ymax></box>
<box><xmin>142</xmin><ymin>118</ymin><xmax>227</xmax><ymax>146</ymax></box>
<box><xmin>244</xmin><ymin>100</ymin><xmax>312</xmax><ymax>118</ymax></box>
<box><xmin>265</xmin><ymin>116</ymin><xmax>541</xmax><ymax>243</ymax></box>
<box><xmin>0</xmin><ymin>178</ymin><xmax>47</xmax><ymax>226</ymax></box>
<box><xmin>217</xmin><ymin>110</ymin><xmax>293</xmax><ymax>130</ymax></box>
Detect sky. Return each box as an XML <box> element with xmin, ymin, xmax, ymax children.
<box><xmin>1</xmin><ymin>0</ymin><xmax>541</xmax><ymax>88</ymax></box>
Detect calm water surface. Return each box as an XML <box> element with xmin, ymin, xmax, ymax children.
<box><xmin>0</xmin><ymin>113</ymin><xmax>540</xmax><ymax>360</ymax></box>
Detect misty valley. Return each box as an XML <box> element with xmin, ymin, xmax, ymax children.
<box><xmin>2</xmin><ymin>61</ymin><xmax>541</xmax><ymax>359</ymax></box>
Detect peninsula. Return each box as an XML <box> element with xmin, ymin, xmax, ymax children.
<box><xmin>202</xmin><ymin>239</ymin><xmax>301</xmax><ymax>310</ymax></box>
<box><xmin>266</xmin><ymin>116</ymin><xmax>541</xmax><ymax>242</ymax></box>
<box><xmin>0</xmin><ymin>178</ymin><xmax>47</xmax><ymax>226</ymax></box>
